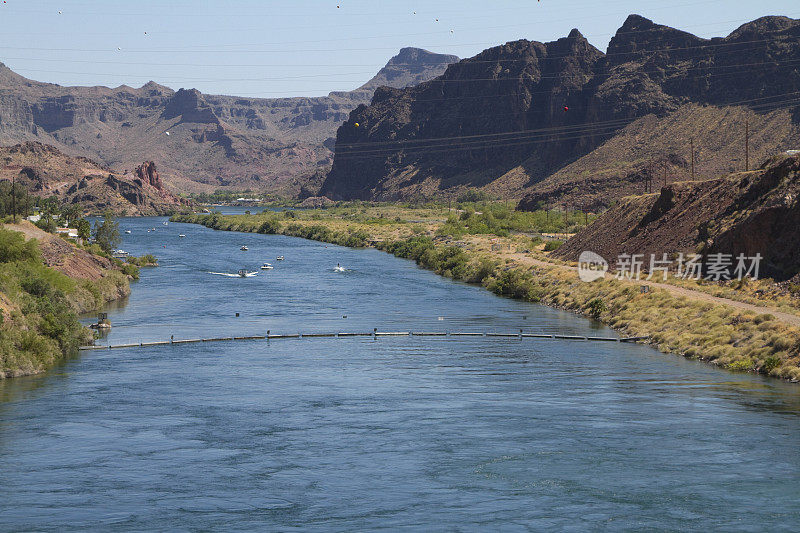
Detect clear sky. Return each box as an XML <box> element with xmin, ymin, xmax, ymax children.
<box><xmin>0</xmin><ymin>0</ymin><xmax>798</xmax><ymax>98</ymax></box>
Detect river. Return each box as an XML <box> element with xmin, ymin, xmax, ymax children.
<box><xmin>1</xmin><ymin>216</ymin><xmax>799</xmax><ymax>531</ymax></box>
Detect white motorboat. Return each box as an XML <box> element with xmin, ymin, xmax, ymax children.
<box><xmin>334</xmin><ymin>264</ymin><xmax>345</xmax><ymax>272</ymax></box>
<box><xmin>241</xmin><ymin>245</ymin><xmax>248</xmax><ymax>251</ymax></box>
<box><xmin>124</xmin><ymin>230</ymin><xmax>132</xmax><ymax>234</ymax></box>
<box><xmin>179</xmin><ymin>234</ymin><xmax>186</xmax><ymax>238</ymax></box>
<box><xmin>276</xmin><ymin>255</ymin><xmax>284</xmax><ymax>261</ymax></box>
<box><xmin>261</xmin><ymin>263</ymin><xmax>274</xmax><ymax>270</ymax></box>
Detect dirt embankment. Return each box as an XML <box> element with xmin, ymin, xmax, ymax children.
<box><xmin>5</xmin><ymin>221</ymin><xmax>130</xmax><ymax>306</ymax></box>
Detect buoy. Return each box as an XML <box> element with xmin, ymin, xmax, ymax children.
<box><xmin>354</xmin><ymin>122</ymin><xmax>359</xmax><ymax>127</ymax></box>
<box><xmin>563</xmin><ymin>106</ymin><xmax>569</xmax><ymax>112</ymax></box>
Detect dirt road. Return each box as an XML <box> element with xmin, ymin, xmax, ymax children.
<box><xmin>505</xmin><ymin>252</ymin><xmax>800</xmax><ymax>328</ymax></box>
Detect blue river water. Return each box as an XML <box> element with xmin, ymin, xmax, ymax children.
<box><xmin>1</xmin><ymin>216</ymin><xmax>799</xmax><ymax>531</ymax></box>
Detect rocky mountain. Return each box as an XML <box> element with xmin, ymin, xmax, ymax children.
<box><xmin>0</xmin><ymin>48</ymin><xmax>457</xmax><ymax>196</ymax></box>
<box><xmin>0</xmin><ymin>142</ymin><xmax>190</xmax><ymax>215</ymax></box>
<box><xmin>321</xmin><ymin>15</ymin><xmax>800</xmax><ymax>204</ymax></box>
<box><xmin>554</xmin><ymin>153</ymin><xmax>800</xmax><ymax>281</ymax></box>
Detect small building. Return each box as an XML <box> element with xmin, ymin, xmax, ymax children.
<box><xmin>26</xmin><ymin>214</ymin><xmax>41</xmax><ymax>223</ymax></box>
<box><xmin>55</xmin><ymin>227</ymin><xmax>79</xmax><ymax>239</ymax></box>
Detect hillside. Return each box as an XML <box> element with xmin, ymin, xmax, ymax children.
<box><xmin>321</xmin><ymin>14</ymin><xmax>800</xmax><ymax>204</ymax></box>
<box><xmin>0</xmin><ymin>222</ymin><xmax>131</xmax><ymax>378</ymax></box>
<box><xmin>554</xmin><ymin>153</ymin><xmax>800</xmax><ymax>280</ymax></box>
<box><xmin>0</xmin><ymin>142</ymin><xmax>190</xmax><ymax>215</ymax></box>
<box><xmin>0</xmin><ymin>48</ymin><xmax>457</xmax><ymax>196</ymax></box>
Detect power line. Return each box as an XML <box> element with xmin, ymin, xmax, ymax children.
<box><xmin>332</xmin><ymin>91</ymin><xmax>800</xmax><ymax>151</ymax></box>
<box><xmin>0</xmin><ymin>34</ymin><xmax>792</xmax><ymax>70</ymax></box>
<box><xmin>330</xmin><ymin>95</ymin><xmax>800</xmax><ymax>159</ymax></box>
<box><xmin>5</xmin><ymin>53</ymin><xmax>800</xmax><ymax>88</ymax></box>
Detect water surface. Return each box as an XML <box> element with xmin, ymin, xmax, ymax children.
<box><xmin>1</xmin><ymin>217</ymin><xmax>799</xmax><ymax>531</ymax></box>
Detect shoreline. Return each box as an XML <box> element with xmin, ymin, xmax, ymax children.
<box><xmin>172</xmin><ymin>211</ymin><xmax>800</xmax><ymax>383</ymax></box>
<box><xmin>0</xmin><ymin>222</ymin><xmax>134</xmax><ymax>379</ymax></box>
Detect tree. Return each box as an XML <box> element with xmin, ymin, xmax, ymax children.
<box><xmin>61</xmin><ymin>204</ymin><xmax>82</xmax><ymax>227</ymax></box>
<box><xmin>93</xmin><ymin>211</ymin><xmax>121</xmax><ymax>253</ymax></box>
<box><xmin>40</xmin><ymin>195</ymin><xmax>60</xmax><ymax>218</ymax></box>
<box><xmin>35</xmin><ymin>214</ymin><xmax>57</xmax><ymax>233</ymax></box>
<box><xmin>75</xmin><ymin>218</ymin><xmax>91</xmax><ymax>241</ymax></box>
<box><xmin>0</xmin><ymin>180</ymin><xmax>31</xmax><ymax>218</ymax></box>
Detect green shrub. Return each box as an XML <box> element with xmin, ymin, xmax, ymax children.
<box><xmin>728</xmin><ymin>358</ymin><xmax>755</xmax><ymax>372</ymax></box>
<box><xmin>544</xmin><ymin>240</ymin><xmax>563</xmax><ymax>251</ymax></box>
<box><xmin>0</xmin><ymin>229</ymin><xmax>40</xmax><ymax>263</ymax></box>
<box><xmin>121</xmin><ymin>263</ymin><xmax>140</xmax><ymax>280</ymax></box>
<box><xmin>587</xmin><ymin>298</ymin><xmax>607</xmax><ymax>320</ymax></box>
<box><xmin>21</xmin><ymin>276</ymin><xmax>51</xmax><ymax>297</ymax></box>
<box><xmin>258</xmin><ymin>218</ymin><xmax>281</xmax><ymax>234</ymax></box>
<box><xmin>761</xmin><ymin>356</ymin><xmax>781</xmax><ymax>373</ymax></box>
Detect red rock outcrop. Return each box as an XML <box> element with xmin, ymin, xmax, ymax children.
<box><xmin>135</xmin><ymin>161</ymin><xmax>163</xmax><ymax>190</ymax></box>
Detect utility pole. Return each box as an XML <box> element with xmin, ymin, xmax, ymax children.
<box><xmin>11</xmin><ymin>173</ymin><xmax>16</xmax><ymax>223</ymax></box>
<box><xmin>690</xmin><ymin>138</ymin><xmax>695</xmax><ymax>180</ymax></box>
<box><xmin>745</xmin><ymin>119</ymin><xmax>750</xmax><ymax>171</ymax></box>
<box><xmin>663</xmin><ymin>158</ymin><xmax>668</xmax><ymax>188</ymax></box>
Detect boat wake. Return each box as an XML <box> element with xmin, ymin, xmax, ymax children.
<box><xmin>208</xmin><ymin>271</ymin><xmax>258</xmax><ymax>278</ymax></box>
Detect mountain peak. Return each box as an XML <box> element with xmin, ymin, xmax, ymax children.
<box><xmin>567</xmin><ymin>28</ymin><xmax>584</xmax><ymax>40</ymax></box>
<box><xmin>140</xmin><ymin>80</ymin><xmax>173</xmax><ymax>94</ymax></box>
<box><xmin>357</xmin><ymin>48</ymin><xmax>459</xmax><ymax>91</ymax></box>
<box><xmin>389</xmin><ymin>47</ymin><xmax>459</xmax><ymax>67</ymax></box>
<box><xmin>727</xmin><ymin>16</ymin><xmax>799</xmax><ymax>40</ymax></box>
<box><xmin>619</xmin><ymin>14</ymin><xmax>656</xmax><ymax>32</ymax></box>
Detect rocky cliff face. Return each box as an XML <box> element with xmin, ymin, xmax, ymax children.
<box><xmin>135</xmin><ymin>161</ymin><xmax>163</xmax><ymax>190</ymax></box>
<box><xmin>0</xmin><ymin>48</ymin><xmax>457</xmax><ymax>196</ymax></box>
<box><xmin>554</xmin><ymin>154</ymin><xmax>800</xmax><ymax>280</ymax></box>
<box><xmin>0</xmin><ymin>142</ymin><xmax>190</xmax><ymax>215</ymax></box>
<box><xmin>321</xmin><ymin>15</ymin><xmax>800</xmax><ymax>203</ymax></box>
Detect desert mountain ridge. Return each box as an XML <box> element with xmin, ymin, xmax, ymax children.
<box><xmin>0</xmin><ymin>47</ymin><xmax>458</xmax><ymax>196</ymax></box>
<box><xmin>321</xmin><ymin>14</ymin><xmax>800</xmax><ymax>207</ymax></box>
